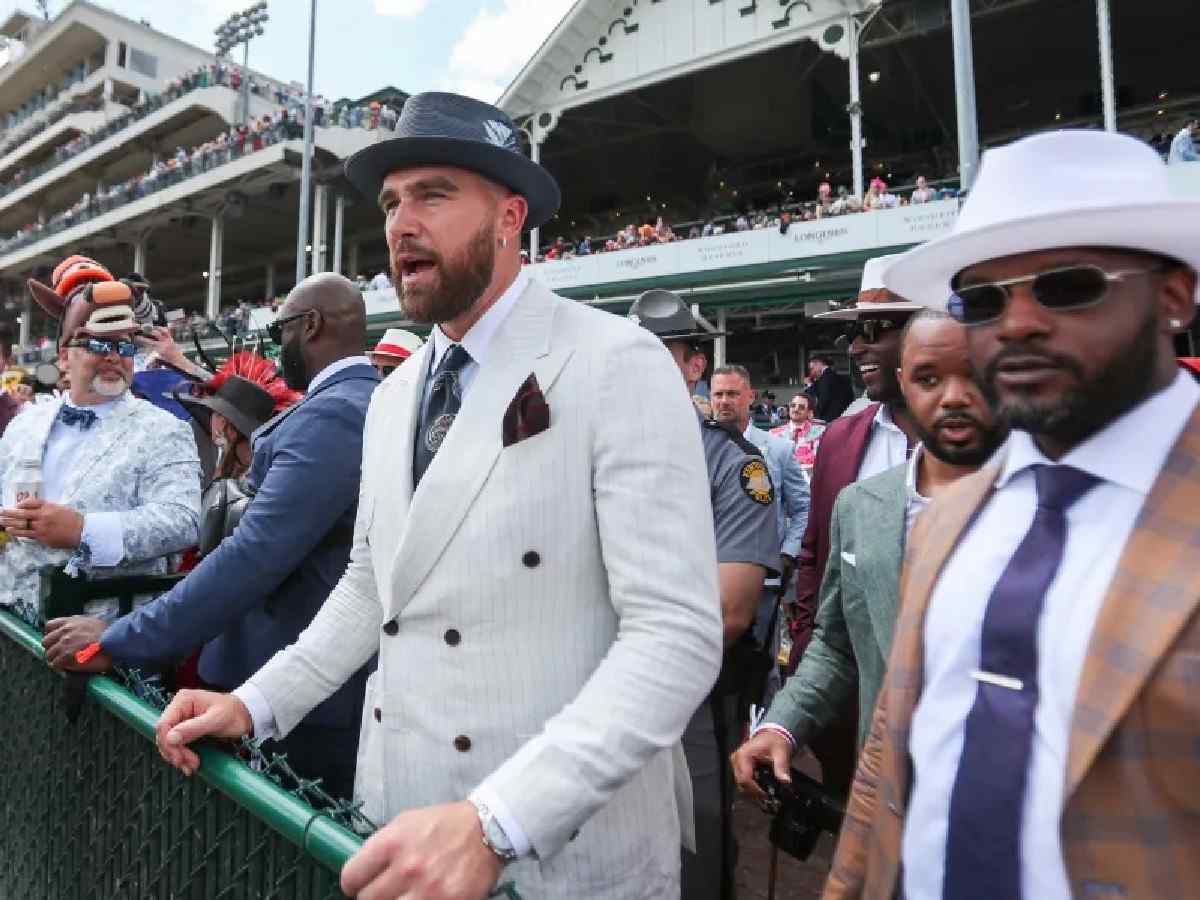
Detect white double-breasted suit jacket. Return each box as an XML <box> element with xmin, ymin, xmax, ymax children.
<box><xmin>247</xmin><ymin>277</ymin><xmax>724</xmax><ymax>898</ymax></box>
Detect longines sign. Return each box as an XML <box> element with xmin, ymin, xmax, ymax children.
<box><xmin>530</xmin><ymin>198</ymin><xmax>960</xmax><ymax>292</ymax></box>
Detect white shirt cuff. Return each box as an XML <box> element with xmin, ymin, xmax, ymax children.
<box><xmin>469</xmin><ymin>784</ymin><xmax>533</xmax><ymax>858</ymax></box>
<box><xmin>82</xmin><ymin>511</ymin><xmax>125</xmax><ymax>567</ymax></box>
<box><xmin>232</xmin><ymin>682</ymin><xmax>279</xmax><ymax>742</ymax></box>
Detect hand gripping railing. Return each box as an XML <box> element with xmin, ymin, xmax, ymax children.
<box><xmin>0</xmin><ymin>603</ymin><xmax>522</xmax><ymax>899</ymax></box>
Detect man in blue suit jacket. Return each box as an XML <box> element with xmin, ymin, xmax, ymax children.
<box><xmin>710</xmin><ymin>366</ymin><xmax>810</xmax><ymax>649</ymax></box>
<box><xmin>44</xmin><ymin>273</ymin><xmax>379</xmax><ymax>800</ymax></box>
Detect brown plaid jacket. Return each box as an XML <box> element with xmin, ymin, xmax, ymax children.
<box><xmin>824</xmin><ymin>406</ymin><xmax>1200</xmax><ymax>900</ymax></box>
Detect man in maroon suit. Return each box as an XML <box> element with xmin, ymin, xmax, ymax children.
<box><xmin>787</xmin><ymin>254</ymin><xmax>924</xmax><ymax>795</ymax></box>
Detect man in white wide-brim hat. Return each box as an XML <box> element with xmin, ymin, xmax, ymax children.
<box><xmin>781</xmin><ymin>252</ymin><xmax>925</xmax><ymax>797</ymax></box>
<box><xmin>826</xmin><ymin>129</ymin><xmax>1200</xmax><ymax>900</ymax></box>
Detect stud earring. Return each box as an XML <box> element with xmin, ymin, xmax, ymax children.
<box><xmin>1170</xmin><ymin>318</ymin><xmax>1183</xmax><ymax>329</ymax></box>
<box><xmin>500</xmin><ymin>237</ymin><xmax>508</xmax><ymax>248</ymax></box>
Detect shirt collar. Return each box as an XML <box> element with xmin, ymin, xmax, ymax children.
<box><xmin>430</xmin><ymin>269</ymin><xmax>529</xmax><ymax>370</ymax></box>
<box><xmin>63</xmin><ymin>395</ymin><xmax>124</xmax><ymax>419</ymax></box>
<box><xmin>906</xmin><ymin>443</ymin><xmax>930</xmax><ymax>504</ymax></box>
<box><xmin>873</xmin><ymin>402</ymin><xmax>900</xmax><ymax>431</ymax></box>
<box><xmin>308</xmin><ymin>355</ymin><xmax>372</xmax><ymax>394</ymax></box>
<box><xmin>997</xmin><ymin>370</ymin><xmax>1200</xmax><ymax>495</ymax></box>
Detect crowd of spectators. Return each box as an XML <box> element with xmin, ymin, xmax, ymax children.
<box><xmin>536</xmin><ymin>175</ymin><xmax>958</xmax><ymax>262</ymax></box>
<box><xmin>0</xmin><ymin>61</ymin><xmax>400</xmax><ymax>210</ymax></box>
<box><xmin>0</xmin><ymin>114</ymin><xmax>293</xmax><ymax>256</ymax></box>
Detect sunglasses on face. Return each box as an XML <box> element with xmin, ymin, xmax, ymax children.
<box><xmin>844</xmin><ymin>317</ymin><xmax>904</xmax><ymax>344</ymax></box>
<box><xmin>948</xmin><ymin>263</ymin><xmax>1168</xmax><ymax>326</ymax></box>
<box><xmin>266</xmin><ymin>310</ymin><xmax>312</xmax><ymax>344</ymax></box>
<box><xmin>69</xmin><ymin>337</ymin><xmax>137</xmax><ymax>358</ymax></box>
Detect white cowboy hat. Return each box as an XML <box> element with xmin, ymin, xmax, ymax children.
<box><xmin>815</xmin><ymin>253</ymin><xmax>926</xmax><ymax>321</ymax></box>
<box><xmin>884</xmin><ymin>129</ymin><xmax>1200</xmax><ymax>309</ymax></box>
<box><xmin>369</xmin><ymin>327</ymin><xmax>423</xmax><ymax>362</ymax></box>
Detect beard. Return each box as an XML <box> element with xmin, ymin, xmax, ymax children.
<box><xmin>912</xmin><ymin>410</ymin><xmax>1006</xmax><ymax>467</ymax></box>
<box><xmin>393</xmin><ymin>220</ymin><xmax>495</xmax><ymax>324</ymax></box>
<box><xmin>280</xmin><ymin>332</ymin><xmax>309</xmax><ymax>390</ymax></box>
<box><xmin>980</xmin><ymin>307</ymin><xmax>1159</xmax><ymax>447</ymax></box>
<box><xmin>90</xmin><ymin>373</ymin><xmax>128</xmax><ymax>398</ymax></box>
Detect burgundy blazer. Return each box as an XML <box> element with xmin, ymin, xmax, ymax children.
<box><xmin>788</xmin><ymin>402</ymin><xmax>879</xmax><ymax>662</ymax></box>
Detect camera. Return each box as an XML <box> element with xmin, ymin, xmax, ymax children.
<box><xmin>753</xmin><ymin>765</ymin><xmax>845</xmax><ymax>861</ymax></box>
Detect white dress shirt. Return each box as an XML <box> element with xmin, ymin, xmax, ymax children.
<box><xmin>903</xmin><ymin>443</ymin><xmax>931</xmax><ymax>537</ymax></box>
<box><xmin>903</xmin><ymin>371</ymin><xmax>1200</xmax><ymax>900</ymax></box>
<box><xmin>41</xmin><ymin>396</ymin><xmax>126</xmax><ymax>566</ymax></box>
<box><xmin>421</xmin><ymin>269</ymin><xmax>528</xmax><ymax>408</ymax></box>
<box><xmin>857</xmin><ymin>402</ymin><xmax>912</xmax><ymax>481</ymax></box>
<box><xmin>237</xmin><ymin>274</ymin><xmax>531</xmax><ymax>848</ymax></box>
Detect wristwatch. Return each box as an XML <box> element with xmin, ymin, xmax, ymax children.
<box><xmin>471</xmin><ymin>798</ymin><xmax>520</xmax><ymax>866</ymax></box>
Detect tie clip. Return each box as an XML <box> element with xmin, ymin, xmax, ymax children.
<box><xmin>970</xmin><ymin>669</ymin><xmax>1024</xmax><ymax>692</ymax></box>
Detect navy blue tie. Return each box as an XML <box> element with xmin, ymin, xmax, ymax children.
<box><xmin>412</xmin><ymin>344</ymin><xmax>471</xmax><ymax>487</ymax></box>
<box><xmin>57</xmin><ymin>405</ymin><xmax>98</xmax><ymax>431</ymax></box>
<box><xmin>942</xmin><ymin>464</ymin><xmax>1099</xmax><ymax>900</ymax></box>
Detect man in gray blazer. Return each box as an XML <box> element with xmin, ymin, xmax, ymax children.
<box><xmin>731</xmin><ymin>312</ymin><xmax>1007</xmax><ymax>794</ymax></box>
<box><xmin>154</xmin><ymin>93</ymin><xmax>722</xmax><ymax>900</ymax></box>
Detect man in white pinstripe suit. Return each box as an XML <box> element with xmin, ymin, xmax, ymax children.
<box><xmin>155</xmin><ymin>93</ymin><xmax>724</xmax><ymax>900</ymax></box>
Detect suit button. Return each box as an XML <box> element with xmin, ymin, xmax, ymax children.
<box><xmin>522</xmin><ymin>550</ymin><xmax>540</xmax><ymax>568</ymax></box>
<box><xmin>453</xmin><ymin>735</ymin><xmax>472</xmax><ymax>753</ymax></box>
<box><xmin>382</xmin><ymin>619</ymin><xmax>399</xmax><ymax>636</ymax></box>
<box><xmin>374</xmin><ymin>707</ymin><xmax>382</xmax><ymax>723</ymax></box>
<box><xmin>444</xmin><ymin>628</ymin><xmax>461</xmax><ymax>646</ymax></box>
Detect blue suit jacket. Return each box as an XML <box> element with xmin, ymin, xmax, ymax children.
<box><xmin>103</xmin><ymin>363</ymin><xmax>380</xmax><ymax>732</ymax></box>
<box><xmin>745</xmin><ymin>423</ymin><xmax>810</xmax><ymax>560</ymax></box>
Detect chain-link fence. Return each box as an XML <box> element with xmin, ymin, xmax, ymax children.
<box><xmin>0</xmin><ymin>607</ymin><xmax>359</xmax><ymax>900</ymax></box>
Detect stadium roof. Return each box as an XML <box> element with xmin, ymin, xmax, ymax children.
<box><xmin>499</xmin><ymin>0</ymin><xmax>880</xmax><ymax>120</ymax></box>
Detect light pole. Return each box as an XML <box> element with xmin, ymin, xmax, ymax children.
<box><xmin>295</xmin><ymin>0</ymin><xmax>318</xmax><ymax>285</ymax></box>
<box><xmin>949</xmin><ymin>0</ymin><xmax>981</xmax><ymax>192</ymax></box>
<box><xmin>215</xmin><ymin>2</ymin><xmax>269</xmax><ymax>126</ymax></box>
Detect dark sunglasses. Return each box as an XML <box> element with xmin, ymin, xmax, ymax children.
<box><xmin>948</xmin><ymin>263</ymin><xmax>1167</xmax><ymax>326</ymax></box>
<box><xmin>843</xmin><ymin>317</ymin><xmax>904</xmax><ymax>344</ymax></box>
<box><xmin>266</xmin><ymin>310</ymin><xmax>312</xmax><ymax>344</ymax></box>
<box><xmin>68</xmin><ymin>337</ymin><xmax>137</xmax><ymax>358</ymax></box>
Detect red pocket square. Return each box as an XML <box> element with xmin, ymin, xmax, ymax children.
<box><xmin>502</xmin><ymin>373</ymin><xmax>550</xmax><ymax>447</ymax></box>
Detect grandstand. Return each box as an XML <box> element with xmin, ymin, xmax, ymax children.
<box><xmin>0</xmin><ymin>1</ymin><xmax>404</xmax><ymax>359</ymax></box>
<box><xmin>0</xmin><ymin>0</ymin><xmax>1195</xmax><ymax>389</ymax></box>
<box><xmin>496</xmin><ymin>0</ymin><xmax>1200</xmax><ymax>389</ymax></box>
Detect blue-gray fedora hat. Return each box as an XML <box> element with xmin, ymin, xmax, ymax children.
<box><xmin>344</xmin><ymin>92</ymin><xmax>561</xmax><ymax>229</ymax></box>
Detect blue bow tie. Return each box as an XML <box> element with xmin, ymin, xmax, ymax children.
<box><xmin>58</xmin><ymin>405</ymin><xmax>99</xmax><ymax>431</ymax></box>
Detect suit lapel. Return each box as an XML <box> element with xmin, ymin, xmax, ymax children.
<box><xmin>1065</xmin><ymin>406</ymin><xmax>1200</xmax><ymax>795</ymax></box>
<box><xmin>386</xmin><ymin>282</ymin><xmax>571</xmax><ymax>616</ymax></box>
<box><xmin>60</xmin><ymin>398</ymin><xmax>140</xmax><ymax>502</ymax></box>
<box><xmin>854</xmin><ymin>466</ymin><xmax>908</xmax><ymax>658</ymax></box>
<box><xmin>884</xmin><ymin>463</ymin><xmax>999</xmax><ymax>796</ymax></box>
<box><xmin>370</xmin><ymin>343</ymin><xmax>429</xmax><ymax>532</ymax></box>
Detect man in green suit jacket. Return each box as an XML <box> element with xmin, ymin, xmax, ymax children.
<box><xmin>731</xmin><ymin>311</ymin><xmax>1008</xmax><ymax>791</ymax></box>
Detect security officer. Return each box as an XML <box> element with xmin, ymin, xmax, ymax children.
<box><xmin>629</xmin><ymin>289</ymin><xmax>778</xmax><ymax>900</ymax></box>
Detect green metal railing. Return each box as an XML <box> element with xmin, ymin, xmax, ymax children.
<box><xmin>0</xmin><ymin>608</ymin><xmax>359</xmax><ymax>899</ymax></box>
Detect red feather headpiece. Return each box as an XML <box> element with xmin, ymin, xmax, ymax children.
<box><xmin>208</xmin><ymin>352</ymin><xmax>302</xmax><ymax>413</ymax></box>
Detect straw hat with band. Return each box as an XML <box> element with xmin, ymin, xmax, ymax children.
<box><xmin>370</xmin><ymin>327</ymin><xmax>424</xmax><ymax>363</ymax></box>
<box><xmin>343</xmin><ymin>92</ymin><xmax>561</xmax><ymax>229</ymax></box>
<box><xmin>814</xmin><ymin>253</ymin><xmax>926</xmax><ymax>323</ymax></box>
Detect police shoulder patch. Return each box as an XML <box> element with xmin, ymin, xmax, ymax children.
<box><xmin>740</xmin><ymin>458</ymin><xmax>774</xmax><ymax>505</ymax></box>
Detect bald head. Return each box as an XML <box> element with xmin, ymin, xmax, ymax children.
<box><xmin>275</xmin><ymin>273</ymin><xmax>371</xmax><ymax>390</ymax></box>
